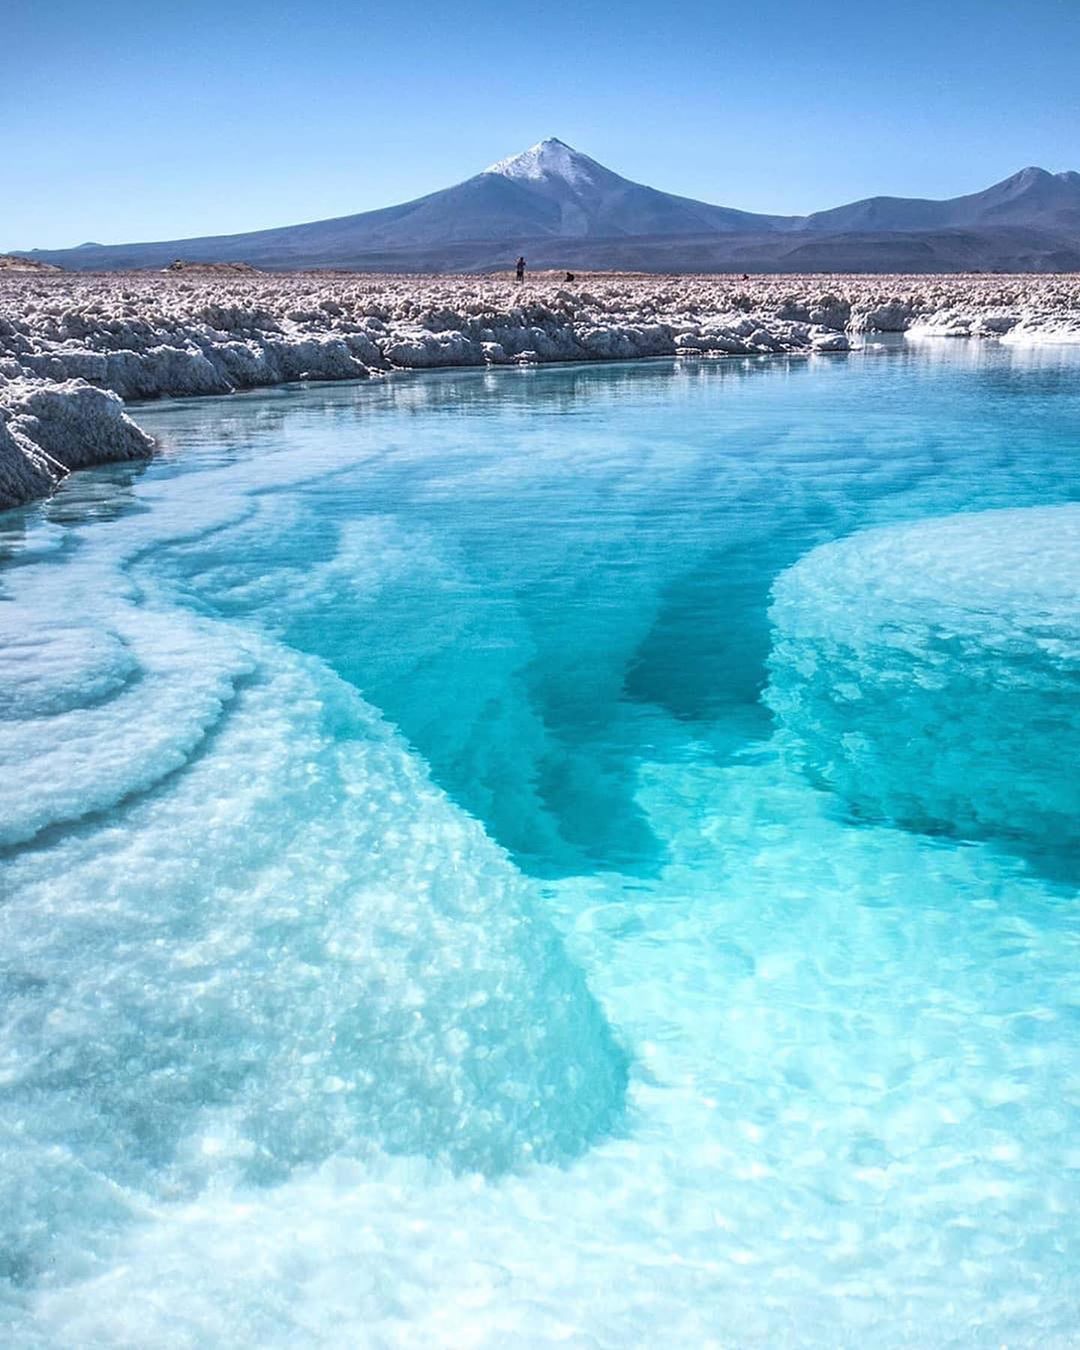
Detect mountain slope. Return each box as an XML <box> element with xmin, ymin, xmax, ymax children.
<box><xmin>274</xmin><ymin>227</ymin><xmax>1080</xmax><ymax>276</ymax></box>
<box><xmin>16</xmin><ymin>140</ymin><xmax>1080</xmax><ymax>273</ymax></box>
<box><xmin>20</xmin><ymin>140</ymin><xmax>794</xmax><ymax>272</ymax></box>
<box><xmin>478</xmin><ymin>139</ymin><xmax>796</xmax><ymax>237</ymax></box>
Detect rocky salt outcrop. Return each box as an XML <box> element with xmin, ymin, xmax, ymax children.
<box><xmin>1002</xmin><ymin>312</ymin><xmax>1080</xmax><ymax>344</ymax></box>
<box><xmin>0</xmin><ymin>378</ymin><xmax>153</xmax><ymax>511</ymax></box>
<box><xmin>2</xmin><ymin>269</ymin><xmax>1080</xmax><ymax>511</ymax></box>
<box><xmin>161</xmin><ymin>259</ymin><xmax>261</xmax><ymax>274</ymax></box>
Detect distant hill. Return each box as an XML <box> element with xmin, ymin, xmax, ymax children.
<box><xmin>802</xmin><ymin>166</ymin><xmax>1080</xmax><ymax>235</ymax></box>
<box><xmin>16</xmin><ymin>140</ymin><xmax>1080</xmax><ymax>274</ymax></box>
<box><xmin>0</xmin><ymin>254</ymin><xmax>62</xmax><ymax>272</ymax></box>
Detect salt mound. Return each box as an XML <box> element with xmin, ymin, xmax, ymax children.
<box><xmin>766</xmin><ymin>505</ymin><xmax>1080</xmax><ymax>860</ymax></box>
<box><xmin>0</xmin><ymin>626</ymin><xmax>627</xmax><ymax>1281</ymax></box>
<box><xmin>0</xmin><ymin>378</ymin><xmax>153</xmax><ymax>511</ymax></box>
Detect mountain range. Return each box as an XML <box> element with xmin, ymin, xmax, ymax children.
<box><xmin>19</xmin><ymin>139</ymin><xmax>1080</xmax><ymax>273</ymax></box>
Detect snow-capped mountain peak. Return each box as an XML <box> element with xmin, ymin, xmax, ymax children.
<box><xmin>20</xmin><ymin>136</ymin><xmax>1080</xmax><ymax>274</ymax></box>
<box><xmin>483</xmin><ymin>138</ymin><xmax>603</xmax><ymax>188</ymax></box>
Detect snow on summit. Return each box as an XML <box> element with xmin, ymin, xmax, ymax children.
<box><xmin>484</xmin><ymin>138</ymin><xmax>601</xmax><ymax>187</ymax></box>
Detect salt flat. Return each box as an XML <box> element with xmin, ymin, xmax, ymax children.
<box><xmin>3</xmin><ymin>270</ymin><xmax>1080</xmax><ymax>511</ymax></box>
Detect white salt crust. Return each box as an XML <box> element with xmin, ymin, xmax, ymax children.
<box><xmin>3</xmin><ymin>270</ymin><xmax>1080</xmax><ymax>510</ymax></box>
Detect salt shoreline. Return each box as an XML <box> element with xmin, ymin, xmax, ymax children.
<box><xmin>3</xmin><ymin>270</ymin><xmax>1080</xmax><ymax>511</ymax></box>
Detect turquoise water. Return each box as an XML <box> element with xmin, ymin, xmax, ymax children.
<box><xmin>1</xmin><ymin>346</ymin><xmax>1078</xmax><ymax>1345</ymax></box>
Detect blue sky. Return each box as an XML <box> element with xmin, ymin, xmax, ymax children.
<box><xmin>5</xmin><ymin>0</ymin><xmax>1079</xmax><ymax>250</ymax></box>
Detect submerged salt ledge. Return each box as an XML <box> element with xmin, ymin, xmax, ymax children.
<box><xmin>0</xmin><ymin>573</ymin><xmax>628</xmax><ymax>1290</ymax></box>
<box><xmin>3</xmin><ymin>271</ymin><xmax>1080</xmax><ymax>509</ymax></box>
<box><xmin>767</xmin><ymin>505</ymin><xmax>1080</xmax><ymax>862</ymax></box>
<box><xmin>0</xmin><ymin>455</ymin><xmax>628</xmax><ymax>1291</ymax></box>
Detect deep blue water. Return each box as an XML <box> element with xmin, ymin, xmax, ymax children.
<box><xmin>1</xmin><ymin>345</ymin><xmax>1078</xmax><ymax>1346</ymax></box>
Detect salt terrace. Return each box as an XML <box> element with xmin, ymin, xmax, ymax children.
<box><xmin>3</xmin><ymin>269</ymin><xmax>1080</xmax><ymax>510</ymax></box>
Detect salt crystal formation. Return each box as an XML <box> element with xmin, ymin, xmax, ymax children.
<box><xmin>767</xmin><ymin>505</ymin><xmax>1080</xmax><ymax>865</ymax></box>
<box><xmin>0</xmin><ymin>594</ymin><xmax>629</xmax><ymax>1282</ymax></box>
<box><xmin>3</xmin><ymin>270</ymin><xmax>1080</xmax><ymax>511</ymax></box>
<box><xmin>0</xmin><ymin>378</ymin><xmax>153</xmax><ymax>510</ymax></box>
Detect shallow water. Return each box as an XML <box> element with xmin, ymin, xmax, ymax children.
<box><xmin>2</xmin><ymin>346</ymin><xmax>1079</xmax><ymax>1346</ymax></box>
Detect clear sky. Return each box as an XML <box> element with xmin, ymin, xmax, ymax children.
<box><xmin>5</xmin><ymin>0</ymin><xmax>1079</xmax><ymax>250</ymax></box>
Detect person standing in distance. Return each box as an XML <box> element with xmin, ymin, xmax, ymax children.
<box><xmin>515</xmin><ymin>256</ymin><xmax>526</xmax><ymax>283</ymax></box>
